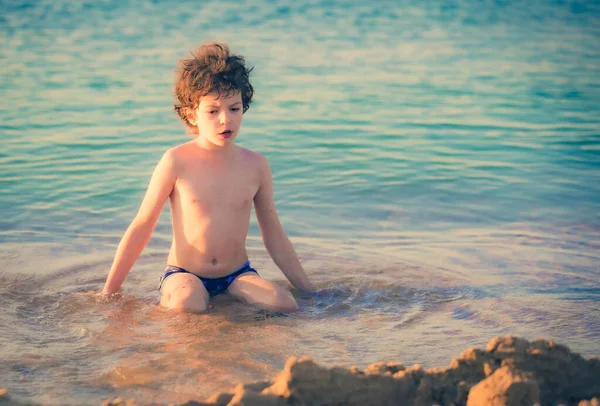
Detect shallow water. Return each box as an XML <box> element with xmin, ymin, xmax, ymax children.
<box><xmin>1</xmin><ymin>0</ymin><xmax>600</xmax><ymax>404</ymax></box>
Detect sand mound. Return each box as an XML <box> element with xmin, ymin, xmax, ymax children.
<box><xmin>52</xmin><ymin>336</ymin><xmax>600</xmax><ymax>405</ymax></box>
<box><xmin>185</xmin><ymin>336</ymin><xmax>599</xmax><ymax>406</ymax></box>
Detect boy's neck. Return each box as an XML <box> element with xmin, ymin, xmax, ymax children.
<box><xmin>194</xmin><ymin>137</ymin><xmax>236</xmax><ymax>156</ymax></box>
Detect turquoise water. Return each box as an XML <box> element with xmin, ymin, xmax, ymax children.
<box><xmin>1</xmin><ymin>0</ymin><xmax>599</xmax><ymax>404</ymax></box>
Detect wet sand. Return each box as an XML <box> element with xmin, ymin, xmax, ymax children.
<box><xmin>88</xmin><ymin>336</ymin><xmax>599</xmax><ymax>405</ymax></box>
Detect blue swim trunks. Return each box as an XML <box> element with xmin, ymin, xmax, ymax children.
<box><xmin>158</xmin><ymin>261</ymin><xmax>258</xmax><ymax>296</ymax></box>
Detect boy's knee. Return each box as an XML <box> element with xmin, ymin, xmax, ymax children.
<box><xmin>273</xmin><ymin>289</ymin><xmax>298</xmax><ymax>312</ymax></box>
<box><xmin>163</xmin><ymin>289</ymin><xmax>209</xmax><ymax>313</ymax></box>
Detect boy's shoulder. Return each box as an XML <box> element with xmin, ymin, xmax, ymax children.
<box><xmin>236</xmin><ymin>145</ymin><xmax>268</xmax><ymax>164</ymax></box>
<box><xmin>167</xmin><ymin>140</ymin><xmax>198</xmax><ymax>157</ymax></box>
<box><xmin>236</xmin><ymin>146</ymin><xmax>272</xmax><ymax>176</ymax></box>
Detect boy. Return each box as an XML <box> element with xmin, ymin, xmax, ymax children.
<box><xmin>102</xmin><ymin>42</ymin><xmax>314</xmax><ymax>313</ymax></box>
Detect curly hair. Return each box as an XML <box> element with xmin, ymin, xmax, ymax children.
<box><xmin>173</xmin><ymin>42</ymin><xmax>254</xmax><ymax>135</ymax></box>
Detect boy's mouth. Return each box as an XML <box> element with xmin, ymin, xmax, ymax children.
<box><xmin>219</xmin><ymin>130</ymin><xmax>233</xmax><ymax>139</ymax></box>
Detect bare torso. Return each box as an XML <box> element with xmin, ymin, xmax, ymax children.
<box><xmin>166</xmin><ymin>141</ymin><xmax>261</xmax><ymax>277</ymax></box>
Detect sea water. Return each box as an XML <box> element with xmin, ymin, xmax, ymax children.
<box><xmin>1</xmin><ymin>0</ymin><xmax>599</xmax><ymax>404</ymax></box>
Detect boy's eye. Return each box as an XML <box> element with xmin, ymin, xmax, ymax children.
<box><xmin>231</xmin><ymin>108</ymin><xmax>240</xmax><ymax>112</ymax></box>
<box><xmin>208</xmin><ymin>110</ymin><xmax>217</xmax><ymax>114</ymax></box>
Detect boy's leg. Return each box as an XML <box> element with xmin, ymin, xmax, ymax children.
<box><xmin>160</xmin><ymin>273</ymin><xmax>210</xmax><ymax>313</ymax></box>
<box><xmin>227</xmin><ymin>273</ymin><xmax>298</xmax><ymax>312</ymax></box>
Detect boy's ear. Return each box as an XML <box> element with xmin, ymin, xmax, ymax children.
<box><xmin>183</xmin><ymin>107</ymin><xmax>197</xmax><ymax>126</ymax></box>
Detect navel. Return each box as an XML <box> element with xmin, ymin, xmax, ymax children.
<box><xmin>211</xmin><ymin>258</ymin><xmax>217</xmax><ymax>265</ymax></box>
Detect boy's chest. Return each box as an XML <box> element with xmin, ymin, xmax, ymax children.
<box><xmin>175</xmin><ymin>162</ymin><xmax>259</xmax><ymax>211</ymax></box>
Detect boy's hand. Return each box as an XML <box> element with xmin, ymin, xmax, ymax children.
<box><xmin>101</xmin><ymin>287</ymin><xmax>123</xmax><ymax>297</ymax></box>
<box><xmin>73</xmin><ymin>290</ymin><xmax>121</xmax><ymax>305</ymax></box>
<box><xmin>290</xmin><ymin>283</ymin><xmax>318</xmax><ymax>294</ymax></box>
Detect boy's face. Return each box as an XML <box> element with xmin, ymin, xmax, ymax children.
<box><xmin>189</xmin><ymin>91</ymin><xmax>244</xmax><ymax>148</ymax></box>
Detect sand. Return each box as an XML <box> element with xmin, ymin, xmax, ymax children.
<box><xmin>184</xmin><ymin>336</ymin><xmax>600</xmax><ymax>406</ymax></box>
<box><xmin>2</xmin><ymin>336</ymin><xmax>599</xmax><ymax>406</ymax></box>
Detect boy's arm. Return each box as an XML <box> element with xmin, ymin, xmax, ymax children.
<box><xmin>102</xmin><ymin>149</ymin><xmax>177</xmax><ymax>295</ymax></box>
<box><xmin>253</xmin><ymin>155</ymin><xmax>315</xmax><ymax>292</ymax></box>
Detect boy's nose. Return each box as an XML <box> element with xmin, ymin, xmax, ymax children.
<box><xmin>220</xmin><ymin>112</ymin><xmax>231</xmax><ymax>124</ymax></box>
